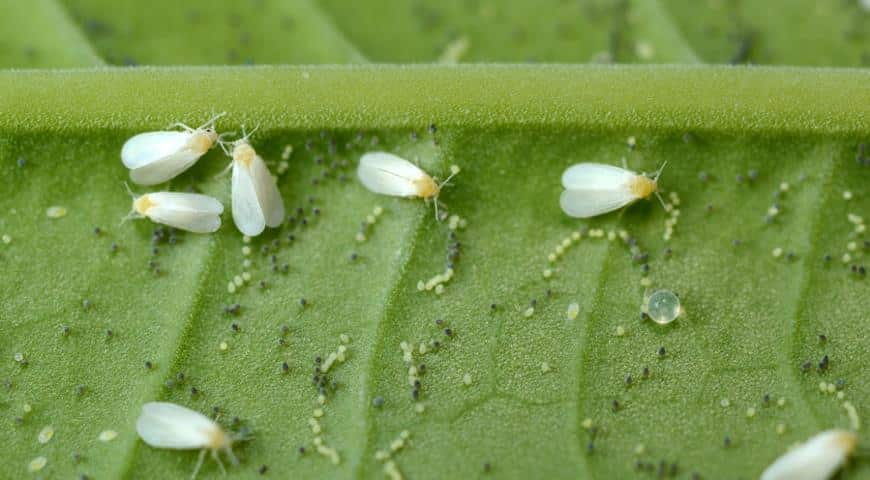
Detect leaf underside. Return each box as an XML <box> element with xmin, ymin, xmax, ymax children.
<box><xmin>0</xmin><ymin>1</ymin><xmax>869</xmax><ymax>480</ymax></box>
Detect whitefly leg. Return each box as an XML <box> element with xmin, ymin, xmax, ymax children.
<box><xmin>212</xmin><ymin>449</ymin><xmax>227</xmax><ymax>475</ymax></box>
<box><xmin>191</xmin><ymin>449</ymin><xmax>207</xmax><ymax>480</ymax></box>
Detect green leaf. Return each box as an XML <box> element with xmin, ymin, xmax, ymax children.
<box><xmin>0</xmin><ymin>66</ymin><xmax>868</xmax><ymax>480</ymax></box>
<box><xmin>660</xmin><ymin>0</ymin><xmax>870</xmax><ymax>66</ymax></box>
<box><xmin>0</xmin><ymin>0</ymin><xmax>103</xmax><ymax>68</ymax></box>
<box><xmin>57</xmin><ymin>0</ymin><xmax>366</xmax><ymax>65</ymax></box>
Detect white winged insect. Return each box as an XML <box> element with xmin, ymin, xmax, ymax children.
<box><xmin>220</xmin><ymin>127</ymin><xmax>285</xmax><ymax>237</ymax></box>
<box><xmin>121</xmin><ymin>113</ymin><xmax>226</xmax><ymax>185</ymax></box>
<box><xmin>560</xmin><ymin>161</ymin><xmax>667</xmax><ymax>218</ymax></box>
<box><xmin>123</xmin><ymin>185</ymin><xmax>224</xmax><ymax>233</ymax></box>
<box><xmin>136</xmin><ymin>402</ymin><xmax>245</xmax><ymax>480</ymax></box>
<box><xmin>357</xmin><ymin>151</ymin><xmax>459</xmax><ymax>219</ymax></box>
<box><xmin>761</xmin><ymin>429</ymin><xmax>858</xmax><ymax>480</ymax></box>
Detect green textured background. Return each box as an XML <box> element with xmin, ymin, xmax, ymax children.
<box><xmin>0</xmin><ymin>1</ymin><xmax>868</xmax><ymax>479</ymax></box>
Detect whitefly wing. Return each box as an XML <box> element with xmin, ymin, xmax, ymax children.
<box><xmin>145</xmin><ymin>192</ymin><xmax>223</xmax><ymax>233</ymax></box>
<box><xmin>122</xmin><ymin>131</ymin><xmax>199</xmax><ymax>185</ymax></box>
<box><xmin>232</xmin><ymin>161</ymin><xmax>267</xmax><ymax>236</ymax></box>
<box><xmin>561</xmin><ymin>162</ymin><xmax>636</xmax><ymax>190</ymax></box>
<box><xmin>136</xmin><ymin>402</ymin><xmax>220</xmax><ymax>450</ymax></box>
<box><xmin>358</xmin><ymin>152</ymin><xmax>426</xmax><ymax>197</ymax></box>
<box><xmin>560</xmin><ymin>188</ymin><xmax>637</xmax><ymax>218</ymax></box>
<box><xmin>761</xmin><ymin>430</ymin><xmax>856</xmax><ymax>480</ymax></box>
<box><xmin>249</xmin><ymin>154</ymin><xmax>285</xmax><ymax>228</ymax></box>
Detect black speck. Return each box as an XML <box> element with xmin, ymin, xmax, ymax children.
<box><xmin>282</xmin><ymin>362</ymin><xmax>289</xmax><ymax>373</ymax></box>
<box><xmin>657</xmin><ymin>346</ymin><xmax>666</xmax><ymax>357</ymax></box>
<box><xmin>818</xmin><ymin>354</ymin><xmax>829</xmax><ymax>371</ymax></box>
<box><xmin>145</xmin><ymin>361</ymin><xmax>153</xmax><ymax>370</ymax></box>
<box><xmin>259</xmin><ymin>465</ymin><xmax>268</xmax><ymax>475</ymax></box>
<box><xmin>372</xmin><ymin>396</ymin><xmax>385</xmax><ymax>407</ymax></box>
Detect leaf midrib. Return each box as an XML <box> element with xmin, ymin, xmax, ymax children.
<box><xmin>0</xmin><ymin>66</ymin><xmax>867</xmax><ymax>136</ymax></box>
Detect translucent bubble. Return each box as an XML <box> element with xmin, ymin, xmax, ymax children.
<box><xmin>645</xmin><ymin>289</ymin><xmax>681</xmax><ymax>325</ymax></box>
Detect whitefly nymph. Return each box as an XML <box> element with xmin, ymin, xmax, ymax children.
<box><xmin>560</xmin><ymin>161</ymin><xmax>667</xmax><ymax>218</ymax></box>
<box><xmin>136</xmin><ymin>402</ymin><xmax>245</xmax><ymax>480</ymax></box>
<box><xmin>357</xmin><ymin>151</ymin><xmax>459</xmax><ymax>218</ymax></box>
<box><xmin>121</xmin><ymin>113</ymin><xmax>226</xmax><ymax>185</ymax></box>
<box><xmin>761</xmin><ymin>429</ymin><xmax>857</xmax><ymax>480</ymax></box>
<box><xmin>124</xmin><ymin>187</ymin><xmax>224</xmax><ymax>234</ymax></box>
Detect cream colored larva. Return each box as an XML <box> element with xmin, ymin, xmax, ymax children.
<box><xmin>560</xmin><ymin>162</ymin><xmax>666</xmax><ymax>218</ymax></box>
<box><xmin>136</xmin><ymin>402</ymin><xmax>240</xmax><ymax>480</ymax></box>
<box><xmin>760</xmin><ymin>429</ymin><xmax>857</xmax><ymax>480</ymax></box>
<box><xmin>121</xmin><ymin>113</ymin><xmax>225</xmax><ymax>185</ymax></box>
<box><xmin>357</xmin><ymin>152</ymin><xmax>459</xmax><ymax>216</ymax></box>
<box><xmin>126</xmin><ymin>190</ymin><xmax>223</xmax><ymax>233</ymax></box>
<box><xmin>224</xmin><ymin>133</ymin><xmax>285</xmax><ymax>237</ymax></box>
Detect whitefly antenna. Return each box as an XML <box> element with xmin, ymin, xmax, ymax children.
<box><xmin>438</xmin><ymin>165</ymin><xmax>461</xmax><ymax>189</ymax></box>
<box><xmin>654</xmin><ymin>160</ymin><xmax>668</xmax><ymax>181</ymax></box>
<box><xmin>197</xmin><ymin>111</ymin><xmax>227</xmax><ymax>131</ymax></box>
<box><xmin>120</xmin><ymin>182</ymin><xmax>141</xmax><ymax>225</ymax></box>
<box><xmin>238</xmin><ymin>124</ymin><xmax>260</xmax><ymax>144</ymax></box>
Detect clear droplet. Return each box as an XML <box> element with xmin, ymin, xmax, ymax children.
<box><xmin>645</xmin><ymin>290</ymin><xmax>681</xmax><ymax>325</ymax></box>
